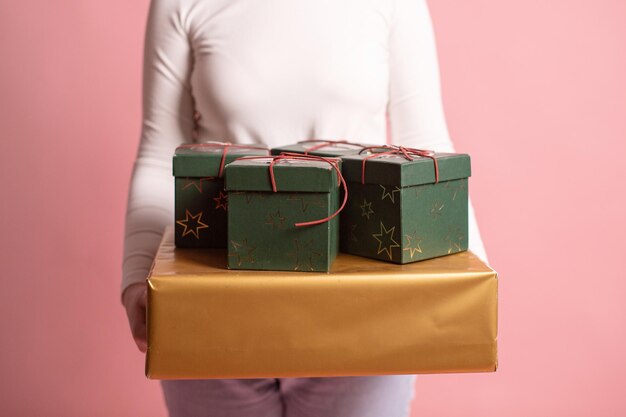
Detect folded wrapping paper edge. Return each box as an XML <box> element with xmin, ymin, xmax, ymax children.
<box><xmin>146</xmin><ymin>337</ymin><xmax>498</xmax><ymax>379</ymax></box>
<box><xmin>146</xmin><ymin>356</ymin><xmax>497</xmax><ymax>380</ymax></box>
<box><xmin>145</xmin><ymin>344</ymin><xmax>498</xmax><ymax>379</ymax></box>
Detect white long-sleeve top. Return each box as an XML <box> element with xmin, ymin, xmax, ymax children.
<box><xmin>122</xmin><ymin>0</ymin><xmax>487</xmax><ymax>296</ymax></box>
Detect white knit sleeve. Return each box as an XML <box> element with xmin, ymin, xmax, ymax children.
<box><xmin>387</xmin><ymin>0</ymin><xmax>488</xmax><ymax>262</ymax></box>
<box><xmin>121</xmin><ymin>0</ymin><xmax>194</xmax><ymax>298</ymax></box>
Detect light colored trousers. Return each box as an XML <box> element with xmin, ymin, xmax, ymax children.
<box><xmin>161</xmin><ymin>375</ymin><xmax>416</xmax><ymax>417</ymax></box>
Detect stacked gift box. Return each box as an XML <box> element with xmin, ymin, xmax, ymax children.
<box><xmin>147</xmin><ymin>140</ymin><xmax>498</xmax><ymax>379</ymax></box>
<box><xmin>173</xmin><ymin>142</ymin><xmax>270</xmax><ymax>248</ymax></box>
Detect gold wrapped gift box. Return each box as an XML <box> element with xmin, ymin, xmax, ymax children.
<box><xmin>146</xmin><ymin>227</ymin><xmax>498</xmax><ymax>379</ymax></box>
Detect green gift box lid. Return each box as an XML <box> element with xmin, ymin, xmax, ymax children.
<box><xmin>173</xmin><ymin>143</ymin><xmax>270</xmax><ymax>177</ymax></box>
<box><xmin>341</xmin><ymin>152</ymin><xmax>471</xmax><ymax>187</ymax></box>
<box><xmin>271</xmin><ymin>140</ymin><xmax>379</xmax><ymax>157</ymax></box>
<box><xmin>224</xmin><ymin>158</ymin><xmax>341</xmax><ymax>193</ymax></box>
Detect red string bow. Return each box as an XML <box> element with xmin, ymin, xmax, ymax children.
<box><xmin>237</xmin><ymin>152</ymin><xmax>347</xmax><ymax>227</ymax></box>
<box><xmin>298</xmin><ymin>139</ymin><xmax>367</xmax><ymax>155</ymax></box>
<box><xmin>358</xmin><ymin>145</ymin><xmax>439</xmax><ymax>185</ymax></box>
<box><xmin>178</xmin><ymin>141</ymin><xmax>269</xmax><ymax>177</ymax></box>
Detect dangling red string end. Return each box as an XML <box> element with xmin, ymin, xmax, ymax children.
<box><xmin>238</xmin><ymin>152</ymin><xmax>348</xmax><ymax>227</ymax></box>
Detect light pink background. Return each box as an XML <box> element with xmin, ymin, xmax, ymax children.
<box><xmin>1</xmin><ymin>0</ymin><xmax>624</xmax><ymax>415</ymax></box>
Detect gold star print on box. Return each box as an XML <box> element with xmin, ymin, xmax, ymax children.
<box><xmin>360</xmin><ymin>199</ymin><xmax>374</xmax><ymax>219</ymax></box>
<box><xmin>372</xmin><ymin>221</ymin><xmax>400</xmax><ymax>260</ymax></box>
<box><xmin>430</xmin><ymin>201</ymin><xmax>445</xmax><ymax>219</ymax></box>
<box><xmin>213</xmin><ymin>191</ymin><xmax>228</xmax><ymax>210</ymax></box>
<box><xmin>182</xmin><ymin>177</ymin><xmax>215</xmax><ymax>193</ymax></box>
<box><xmin>229</xmin><ymin>239</ymin><xmax>257</xmax><ymax>266</ymax></box>
<box><xmin>403</xmin><ymin>231</ymin><xmax>423</xmax><ymax>259</ymax></box>
<box><xmin>380</xmin><ymin>185</ymin><xmax>401</xmax><ymax>203</ymax></box>
<box><xmin>176</xmin><ymin>209</ymin><xmax>209</xmax><ymax>239</ymax></box>
<box><xmin>230</xmin><ymin>191</ymin><xmax>265</xmax><ymax>204</ymax></box>
<box><xmin>414</xmin><ymin>183</ymin><xmax>432</xmax><ymax>199</ymax></box>
<box><xmin>444</xmin><ymin>180</ymin><xmax>467</xmax><ymax>201</ymax></box>
<box><xmin>286</xmin><ymin>194</ymin><xmax>326</xmax><ymax>212</ymax></box>
<box><xmin>265</xmin><ymin>210</ymin><xmax>286</xmax><ymax>230</ymax></box>
<box><xmin>349</xmin><ymin>224</ymin><xmax>359</xmax><ymax>242</ymax></box>
<box><xmin>287</xmin><ymin>239</ymin><xmax>322</xmax><ymax>271</ymax></box>
<box><xmin>445</xmin><ymin>226</ymin><xmax>465</xmax><ymax>254</ymax></box>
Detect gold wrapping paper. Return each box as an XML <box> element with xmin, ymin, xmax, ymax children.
<box><xmin>146</xmin><ymin>227</ymin><xmax>497</xmax><ymax>379</ymax></box>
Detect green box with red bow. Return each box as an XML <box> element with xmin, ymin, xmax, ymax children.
<box><xmin>339</xmin><ymin>146</ymin><xmax>471</xmax><ymax>264</ymax></box>
<box><xmin>224</xmin><ymin>155</ymin><xmax>343</xmax><ymax>272</ymax></box>
<box><xmin>173</xmin><ymin>143</ymin><xmax>270</xmax><ymax>248</ymax></box>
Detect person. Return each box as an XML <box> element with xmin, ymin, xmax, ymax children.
<box><xmin>122</xmin><ymin>0</ymin><xmax>488</xmax><ymax>416</ymax></box>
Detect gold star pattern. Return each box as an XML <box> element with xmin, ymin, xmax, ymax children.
<box><xmin>229</xmin><ymin>239</ymin><xmax>257</xmax><ymax>266</ymax></box>
<box><xmin>286</xmin><ymin>194</ymin><xmax>326</xmax><ymax>212</ymax></box>
<box><xmin>403</xmin><ymin>231</ymin><xmax>423</xmax><ymax>259</ymax></box>
<box><xmin>213</xmin><ymin>190</ymin><xmax>228</xmax><ymax>211</ymax></box>
<box><xmin>416</xmin><ymin>183</ymin><xmax>435</xmax><ymax>199</ymax></box>
<box><xmin>349</xmin><ymin>224</ymin><xmax>359</xmax><ymax>242</ymax></box>
<box><xmin>243</xmin><ymin>192</ymin><xmax>255</xmax><ymax>204</ymax></box>
<box><xmin>254</xmin><ymin>192</ymin><xmax>268</xmax><ymax>201</ymax></box>
<box><xmin>229</xmin><ymin>191</ymin><xmax>264</xmax><ymax>204</ymax></box>
<box><xmin>182</xmin><ymin>177</ymin><xmax>215</xmax><ymax>193</ymax></box>
<box><xmin>265</xmin><ymin>210</ymin><xmax>286</xmax><ymax>230</ymax></box>
<box><xmin>380</xmin><ymin>185</ymin><xmax>401</xmax><ymax>204</ymax></box>
<box><xmin>372</xmin><ymin>221</ymin><xmax>400</xmax><ymax>261</ymax></box>
<box><xmin>360</xmin><ymin>199</ymin><xmax>374</xmax><ymax>219</ymax></box>
<box><xmin>287</xmin><ymin>239</ymin><xmax>322</xmax><ymax>271</ymax></box>
<box><xmin>430</xmin><ymin>201</ymin><xmax>445</xmax><ymax>219</ymax></box>
<box><xmin>176</xmin><ymin>209</ymin><xmax>209</xmax><ymax>239</ymax></box>
<box><xmin>444</xmin><ymin>180</ymin><xmax>467</xmax><ymax>201</ymax></box>
<box><xmin>445</xmin><ymin>226</ymin><xmax>465</xmax><ymax>254</ymax></box>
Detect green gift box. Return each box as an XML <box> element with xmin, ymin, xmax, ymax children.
<box><xmin>340</xmin><ymin>148</ymin><xmax>471</xmax><ymax>264</ymax></box>
<box><xmin>224</xmin><ymin>156</ymin><xmax>342</xmax><ymax>272</ymax></box>
<box><xmin>173</xmin><ymin>143</ymin><xmax>269</xmax><ymax>248</ymax></box>
<box><xmin>271</xmin><ymin>139</ymin><xmax>377</xmax><ymax>158</ymax></box>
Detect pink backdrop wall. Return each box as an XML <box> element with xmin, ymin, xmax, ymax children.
<box><xmin>1</xmin><ymin>0</ymin><xmax>624</xmax><ymax>415</ymax></box>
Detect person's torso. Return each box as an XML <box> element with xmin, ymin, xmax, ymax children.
<box><xmin>183</xmin><ymin>0</ymin><xmax>394</xmax><ymax>146</ymax></box>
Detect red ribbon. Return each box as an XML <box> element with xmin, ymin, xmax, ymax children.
<box><xmin>178</xmin><ymin>141</ymin><xmax>269</xmax><ymax>177</ymax></box>
<box><xmin>359</xmin><ymin>145</ymin><xmax>439</xmax><ymax>185</ymax></box>
<box><xmin>237</xmin><ymin>152</ymin><xmax>348</xmax><ymax>227</ymax></box>
<box><xmin>298</xmin><ymin>139</ymin><xmax>367</xmax><ymax>155</ymax></box>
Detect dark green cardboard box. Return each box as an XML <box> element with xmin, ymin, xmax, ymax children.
<box><xmin>173</xmin><ymin>143</ymin><xmax>269</xmax><ymax>248</ymax></box>
<box><xmin>271</xmin><ymin>140</ymin><xmax>377</xmax><ymax>158</ymax></box>
<box><xmin>224</xmin><ymin>157</ymin><xmax>341</xmax><ymax>272</ymax></box>
<box><xmin>340</xmin><ymin>152</ymin><xmax>471</xmax><ymax>263</ymax></box>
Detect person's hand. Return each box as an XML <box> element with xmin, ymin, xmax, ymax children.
<box><xmin>122</xmin><ymin>282</ymin><xmax>148</xmax><ymax>353</ymax></box>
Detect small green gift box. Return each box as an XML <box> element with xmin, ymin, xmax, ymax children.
<box><xmin>173</xmin><ymin>142</ymin><xmax>269</xmax><ymax>248</ymax></box>
<box><xmin>340</xmin><ymin>147</ymin><xmax>470</xmax><ymax>264</ymax></box>
<box><xmin>271</xmin><ymin>139</ymin><xmax>377</xmax><ymax>158</ymax></box>
<box><xmin>224</xmin><ymin>155</ymin><xmax>343</xmax><ymax>272</ymax></box>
